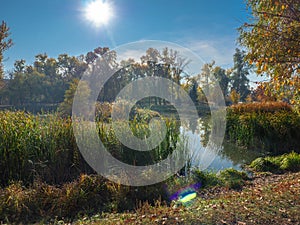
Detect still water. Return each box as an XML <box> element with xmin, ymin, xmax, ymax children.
<box><xmin>180</xmin><ymin>117</ymin><xmax>264</xmax><ymax>172</ymax></box>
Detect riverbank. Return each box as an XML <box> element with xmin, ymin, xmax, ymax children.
<box><xmin>71</xmin><ymin>171</ymin><xmax>300</xmax><ymax>225</ymax></box>
<box><xmin>0</xmin><ymin>161</ymin><xmax>299</xmax><ymax>224</ymax></box>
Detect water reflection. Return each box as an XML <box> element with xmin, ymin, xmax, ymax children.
<box><xmin>180</xmin><ymin>117</ymin><xmax>264</xmax><ymax>171</ymax></box>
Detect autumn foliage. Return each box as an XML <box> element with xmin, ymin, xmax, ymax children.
<box><xmin>239</xmin><ymin>0</ymin><xmax>300</xmax><ymax>110</ymax></box>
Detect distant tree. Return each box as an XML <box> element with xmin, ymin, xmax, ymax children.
<box><xmin>0</xmin><ymin>21</ymin><xmax>13</xmax><ymax>104</ymax></box>
<box><xmin>239</xmin><ymin>0</ymin><xmax>300</xmax><ymax>109</ymax></box>
<box><xmin>13</xmin><ymin>59</ymin><xmax>26</xmax><ymax>73</ymax></box>
<box><xmin>187</xmin><ymin>77</ymin><xmax>199</xmax><ymax>104</ymax></box>
<box><xmin>58</xmin><ymin>79</ymin><xmax>90</xmax><ymax>117</ymax></box>
<box><xmin>230</xmin><ymin>48</ymin><xmax>250</xmax><ymax>101</ymax></box>
<box><xmin>253</xmin><ymin>83</ymin><xmax>277</xmax><ymax>102</ymax></box>
<box><xmin>199</xmin><ymin>61</ymin><xmax>215</xmax><ymax>95</ymax></box>
<box><xmin>57</xmin><ymin>54</ymin><xmax>87</xmax><ymax>81</ymax></box>
<box><xmin>212</xmin><ymin>66</ymin><xmax>230</xmax><ymax>97</ymax></box>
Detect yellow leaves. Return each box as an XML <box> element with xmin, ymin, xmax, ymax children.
<box><xmin>263</xmin><ymin>64</ymin><xmax>268</xmax><ymax>72</ymax></box>
<box><xmin>281</xmin><ymin>5</ymin><xmax>285</xmax><ymax>10</ymax></box>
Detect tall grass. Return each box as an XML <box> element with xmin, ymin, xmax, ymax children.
<box><xmin>0</xmin><ymin>110</ymin><xmax>181</xmax><ymax>186</ymax></box>
<box><xmin>0</xmin><ymin>111</ymin><xmax>92</xmax><ymax>186</ymax></box>
<box><xmin>226</xmin><ymin>102</ymin><xmax>300</xmax><ymax>153</ymax></box>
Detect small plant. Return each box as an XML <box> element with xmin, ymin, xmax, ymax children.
<box><xmin>217</xmin><ymin>168</ymin><xmax>249</xmax><ymax>189</ymax></box>
<box><xmin>279</xmin><ymin>152</ymin><xmax>300</xmax><ymax>172</ymax></box>
<box><xmin>249</xmin><ymin>157</ymin><xmax>280</xmax><ymax>173</ymax></box>
<box><xmin>192</xmin><ymin>170</ymin><xmax>220</xmax><ymax>188</ymax></box>
<box><xmin>193</xmin><ymin>168</ymin><xmax>249</xmax><ymax>190</ymax></box>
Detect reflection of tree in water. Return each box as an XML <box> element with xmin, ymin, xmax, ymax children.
<box><xmin>220</xmin><ymin>142</ymin><xmax>264</xmax><ymax>166</ymax></box>
<box><xmin>198</xmin><ymin>116</ymin><xmax>211</xmax><ymax>147</ymax></box>
<box><xmin>185</xmin><ymin>116</ymin><xmax>263</xmax><ymax>170</ymax></box>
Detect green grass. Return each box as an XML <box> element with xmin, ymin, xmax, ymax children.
<box><xmin>0</xmin><ymin>111</ymin><xmax>181</xmax><ymax>186</ymax></box>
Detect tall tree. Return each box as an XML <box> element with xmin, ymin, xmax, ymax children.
<box><xmin>0</xmin><ymin>21</ymin><xmax>13</xmax><ymax>79</ymax></box>
<box><xmin>239</xmin><ymin>0</ymin><xmax>300</xmax><ymax>108</ymax></box>
<box><xmin>0</xmin><ymin>21</ymin><xmax>13</xmax><ymax>104</ymax></box>
<box><xmin>199</xmin><ymin>61</ymin><xmax>215</xmax><ymax>96</ymax></box>
<box><xmin>230</xmin><ymin>48</ymin><xmax>250</xmax><ymax>101</ymax></box>
<box><xmin>212</xmin><ymin>66</ymin><xmax>230</xmax><ymax>97</ymax></box>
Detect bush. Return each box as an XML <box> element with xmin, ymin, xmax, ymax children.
<box><xmin>226</xmin><ymin>102</ymin><xmax>300</xmax><ymax>152</ymax></box>
<box><xmin>249</xmin><ymin>157</ymin><xmax>280</xmax><ymax>173</ymax></box>
<box><xmin>249</xmin><ymin>152</ymin><xmax>300</xmax><ymax>173</ymax></box>
<box><xmin>218</xmin><ymin>168</ymin><xmax>249</xmax><ymax>189</ymax></box>
<box><xmin>279</xmin><ymin>152</ymin><xmax>300</xmax><ymax>172</ymax></box>
<box><xmin>0</xmin><ymin>175</ymin><xmax>169</xmax><ymax>223</ymax></box>
<box><xmin>193</xmin><ymin>168</ymin><xmax>249</xmax><ymax>190</ymax></box>
<box><xmin>192</xmin><ymin>170</ymin><xmax>220</xmax><ymax>188</ymax></box>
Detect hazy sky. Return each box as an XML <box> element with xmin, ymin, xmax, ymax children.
<box><xmin>2</xmin><ymin>0</ymin><xmax>253</xmax><ymax>77</ymax></box>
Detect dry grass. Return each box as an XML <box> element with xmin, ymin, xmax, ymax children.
<box><xmin>72</xmin><ymin>172</ymin><xmax>300</xmax><ymax>225</ymax></box>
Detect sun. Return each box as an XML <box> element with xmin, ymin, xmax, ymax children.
<box><xmin>84</xmin><ymin>0</ymin><xmax>113</xmax><ymax>27</ymax></box>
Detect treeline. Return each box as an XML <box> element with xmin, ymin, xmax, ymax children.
<box><xmin>0</xmin><ymin>45</ymin><xmax>254</xmax><ymax>114</ymax></box>
<box><xmin>0</xmin><ymin>21</ymin><xmax>255</xmax><ymax>113</ymax></box>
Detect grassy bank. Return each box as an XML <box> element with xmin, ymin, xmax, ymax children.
<box><xmin>72</xmin><ymin>172</ymin><xmax>300</xmax><ymax>225</ymax></box>
<box><xmin>226</xmin><ymin>102</ymin><xmax>300</xmax><ymax>153</ymax></box>
<box><xmin>0</xmin><ymin>151</ymin><xmax>299</xmax><ymax>224</ymax></box>
<box><xmin>2</xmin><ymin>171</ymin><xmax>297</xmax><ymax>224</ymax></box>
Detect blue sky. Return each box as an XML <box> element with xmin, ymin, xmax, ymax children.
<box><xmin>1</xmin><ymin>0</ymin><xmax>252</xmax><ymax>76</ymax></box>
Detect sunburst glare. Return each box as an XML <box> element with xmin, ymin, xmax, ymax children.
<box><xmin>84</xmin><ymin>0</ymin><xmax>114</xmax><ymax>27</ymax></box>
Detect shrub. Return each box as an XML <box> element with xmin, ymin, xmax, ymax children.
<box><xmin>193</xmin><ymin>168</ymin><xmax>249</xmax><ymax>190</ymax></box>
<box><xmin>279</xmin><ymin>152</ymin><xmax>300</xmax><ymax>172</ymax></box>
<box><xmin>192</xmin><ymin>170</ymin><xmax>220</xmax><ymax>188</ymax></box>
<box><xmin>249</xmin><ymin>152</ymin><xmax>300</xmax><ymax>173</ymax></box>
<box><xmin>249</xmin><ymin>157</ymin><xmax>280</xmax><ymax>173</ymax></box>
<box><xmin>217</xmin><ymin>168</ymin><xmax>249</xmax><ymax>189</ymax></box>
<box><xmin>226</xmin><ymin>102</ymin><xmax>300</xmax><ymax>152</ymax></box>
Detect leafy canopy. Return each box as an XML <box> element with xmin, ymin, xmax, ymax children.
<box><xmin>239</xmin><ymin>0</ymin><xmax>300</xmax><ymax>108</ymax></box>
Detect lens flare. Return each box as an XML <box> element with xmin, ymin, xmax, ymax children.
<box><xmin>168</xmin><ymin>183</ymin><xmax>201</xmax><ymax>206</ymax></box>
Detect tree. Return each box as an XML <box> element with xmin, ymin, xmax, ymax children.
<box><xmin>212</xmin><ymin>66</ymin><xmax>230</xmax><ymax>98</ymax></box>
<box><xmin>57</xmin><ymin>54</ymin><xmax>87</xmax><ymax>81</ymax></box>
<box><xmin>229</xmin><ymin>89</ymin><xmax>241</xmax><ymax>104</ymax></box>
<box><xmin>0</xmin><ymin>21</ymin><xmax>13</xmax><ymax>80</ymax></box>
<box><xmin>186</xmin><ymin>77</ymin><xmax>199</xmax><ymax>104</ymax></box>
<box><xmin>199</xmin><ymin>61</ymin><xmax>215</xmax><ymax>95</ymax></box>
<box><xmin>239</xmin><ymin>0</ymin><xmax>300</xmax><ymax>108</ymax></box>
<box><xmin>58</xmin><ymin>79</ymin><xmax>90</xmax><ymax>117</ymax></box>
<box><xmin>230</xmin><ymin>48</ymin><xmax>250</xmax><ymax>101</ymax></box>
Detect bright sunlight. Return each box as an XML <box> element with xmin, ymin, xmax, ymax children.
<box><xmin>84</xmin><ymin>0</ymin><xmax>113</xmax><ymax>27</ymax></box>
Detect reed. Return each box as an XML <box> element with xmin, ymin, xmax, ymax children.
<box><xmin>0</xmin><ymin>111</ymin><xmax>181</xmax><ymax>186</ymax></box>
<box><xmin>226</xmin><ymin>102</ymin><xmax>300</xmax><ymax>152</ymax></box>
